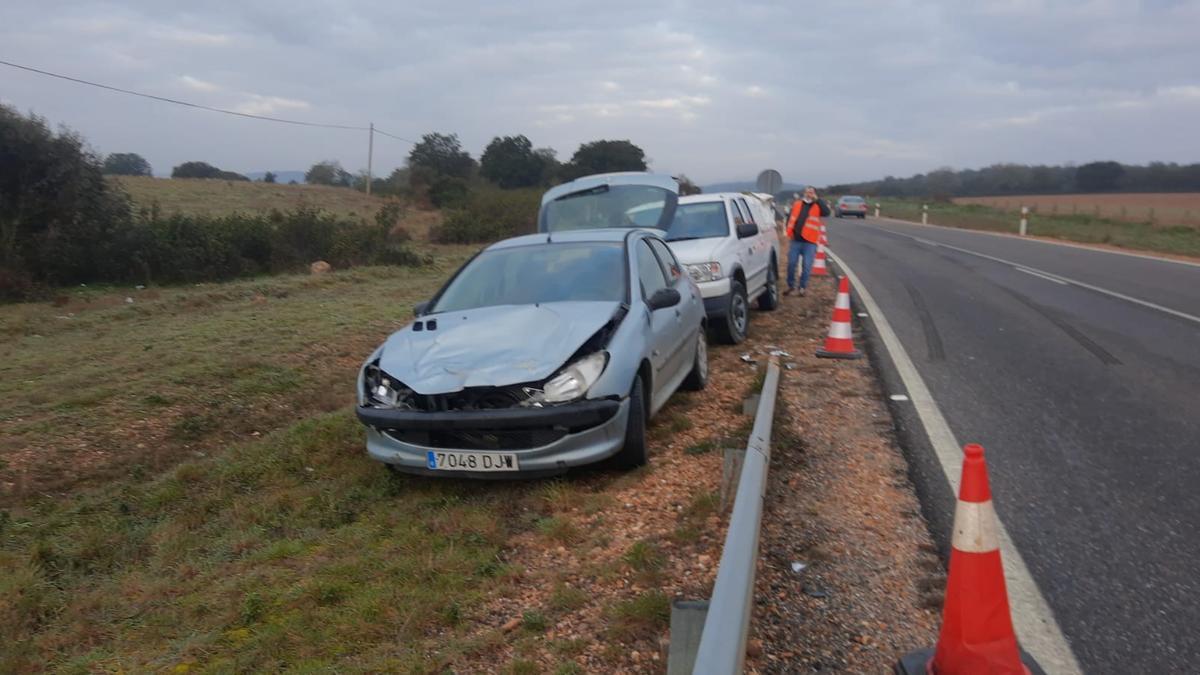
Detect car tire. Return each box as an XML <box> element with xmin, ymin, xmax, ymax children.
<box><xmin>715</xmin><ymin>280</ymin><xmax>749</xmax><ymax>344</ymax></box>
<box><xmin>757</xmin><ymin>256</ymin><xmax>779</xmax><ymax>311</ymax></box>
<box><xmin>681</xmin><ymin>330</ymin><xmax>709</xmax><ymax>391</ymax></box>
<box><xmin>613</xmin><ymin>375</ymin><xmax>648</xmax><ymax>469</ymax></box>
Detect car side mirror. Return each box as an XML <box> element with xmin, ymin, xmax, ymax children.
<box><xmin>413</xmin><ymin>301</ymin><xmax>430</xmax><ymax>317</ymax></box>
<box><xmin>646</xmin><ymin>287</ymin><xmax>681</xmax><ymax>311</ymax></box>
<box><xmin>736</xmin><ymin>222</ymin><xmax>758</xmax><ymax>239</ymax></box>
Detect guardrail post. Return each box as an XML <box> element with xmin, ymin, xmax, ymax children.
<box><xmin>668</xmin><ymin>600</ymin><xmax>710</xmax><ymax>675</ymax></box>
<box><xmin>1019</xmin><ymin>206</ymin><xmax>1028</xmax><ymax>236</ymax></box>
<box><xmin>921</xmin><ymin>204</ymin><xmax>928</xmax><ymax>225</ymax></box>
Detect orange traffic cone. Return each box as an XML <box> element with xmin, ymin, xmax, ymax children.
<box><xmin>893</xmin><ymin>444</ymin><xmax>1044</xmax><ymax>675</ymax></box>
<box><xmin>811</xmin><ymin>225</ymin><xmax>830</xmax><ymax>277</ymax></box>
<box><xmin>815</xmin><ymin>276</ymin><xmax>862</xmax><ymax>359</ymax></box>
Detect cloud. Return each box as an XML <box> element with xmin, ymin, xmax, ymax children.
<box><xmin>150</xmin><ymin>27</ymin><xmax>232</xmax><ymax>46</ymax></box>
<box><xmin>178</xmin><ymin>75</ymin><xmax>221</xmax><ymax>93</ymax></box>
<box><xmin>2</xmin><ymin>0</ymin><xmax>1198</xmax><ymax>183</ymax></box>
<box><xmin>232</xmin><ymin>95</ymin><xmax>311</xmax><ymax>116</ymax></box>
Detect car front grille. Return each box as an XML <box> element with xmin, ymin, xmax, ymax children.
<box><xmin>383</xmin><ymin>428</ymin><xmax>567</xmax><ymax>451</ymax></box>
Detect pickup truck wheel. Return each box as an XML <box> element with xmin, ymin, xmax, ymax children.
<box><xmin>715</xmin><ymin>280</ymin><xmax>749</xmax><ymax>344</ymax></box>
<box><xmin>613</xmin><ymin>376</ymin><xmax>648</xmax><ymax>469</ymax></box>
<box><xmin>681</xmin><ymin>330</ymin><xmax>709</xmax><ymax>391</ymax></box>
<box><xmin>757</xmin><ymin>257</ymin><xmax>779</xmax><ymax>311</ymax></box>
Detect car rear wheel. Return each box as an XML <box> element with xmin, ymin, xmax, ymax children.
<box><xmin>613</xmin><ymin>375</ymin><xmax>648</xmax><ymax>469</ymax></box>
<box><xmin>757</xmin><ymin>256</ymin><xmax>779</xmax><ymax>311</ymax></box>
<box><xmin>681</xmin><ymin>330</ymin><xmax>709</xmax><ymax>391</ymax></box>
<box><xmin>715</xmin><ymin>280</ymin><xmax>749</xmax><ymax>344</ymax></box>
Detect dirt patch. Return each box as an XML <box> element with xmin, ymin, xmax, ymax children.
<box><xmin>742</xmin><ymin>275</ymin><xmax>942</xmax><ymax>673</ymax></box>
<box><xmin>955</xmin><ymin>193</ymin><xmax>1200</xmax><ymax>228</ymax></box>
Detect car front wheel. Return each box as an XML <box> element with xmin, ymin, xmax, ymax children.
<box><xmin>715</xmin><ymin>280</ymin><xmax>749</xmax><ymax>344</ymax></box>
<box><xmin>613</xmin><ymin>375</ymin><xmax>648</xmax><ymax>469</ymax></box>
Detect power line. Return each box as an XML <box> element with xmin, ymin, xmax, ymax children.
<box><xmin>0</xmin><ymin>57</ymin><xmax>411</xmax><ymax>139</ymax></box>
<box><xmin>372</xmin><ymin>127</ymin><xmax>417</xmax><ymax>144</ymax></box>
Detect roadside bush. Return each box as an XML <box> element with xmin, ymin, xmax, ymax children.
<box><xmin>432</xmin><ymin>187</ymin><xmax>541</xmax><ymax>244</ymax></box>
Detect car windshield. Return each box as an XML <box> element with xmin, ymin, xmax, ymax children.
<box><xmin>541</xmin><ymin>184</ymin><xmax>673</xmax><ymax>231</ymax></box>
<box><xmin>665</xmin><ymin>201</ymin><xmax>729</xmax><ymax>241</ymax></box>
<box><xmin>432</xmin><ymin>242</ymin><xmax>626</xmax><ymax>312</ymax></box>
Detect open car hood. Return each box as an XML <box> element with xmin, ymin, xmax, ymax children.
<box><xmin>377</xmin><ymin>301</ymin><xmax>622</xmax><ymax>395</ymax></box>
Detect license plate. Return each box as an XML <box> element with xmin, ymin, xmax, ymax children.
<box><xmin>426</xmin><ymin>450</ymin><xmax>519</xmax><ymax>472</ymax></box>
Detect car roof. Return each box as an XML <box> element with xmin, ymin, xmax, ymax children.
<box><xmin>487</xmin><ymin>228</ymin><xmax>649</xmax><ymax>250</ymax></box>
<box><xmin>679</xmin><ymin>192</ymin><xmax>740</xmax><ymax>204</ymax></box>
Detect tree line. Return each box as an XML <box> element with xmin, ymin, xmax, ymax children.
<box><xmin>827</xmin><ymin>161</ymin><xmax>1200</xmax><ymax>199</ymax></box>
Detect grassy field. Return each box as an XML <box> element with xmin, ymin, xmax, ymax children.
<box><xmin>872</xmin><ymin>198</ymin><xmax>1200</xmax><ymax>258</ymax></box>
<box><xmin>110</xmin><ymin>176</ymin><xmax>443</xmax><ymax>239</ymax></box>
<box><xmin>0</xmin><ymin>245</ymin><xmax>739</xmax><ymax>671</ymax></box>
<box><xmin>955</xmin><ymin>193</ymin><xmax>1200</xmax><ymax>227</ymax></box>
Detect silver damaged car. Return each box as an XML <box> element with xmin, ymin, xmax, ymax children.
<box><xmin>356</xmin><ymin>174</ymin><xmax>708</xmax><ymax>477</ymax></box>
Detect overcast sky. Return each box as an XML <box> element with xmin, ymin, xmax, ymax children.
<box><xmin>2</xmin><ymin>1</ymin><xmax>1198</xmax><ymax>185</ymax></box>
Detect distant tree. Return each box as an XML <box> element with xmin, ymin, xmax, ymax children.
<box><xmin>262</xmin><ymin>171</ymin><xmax>277</xmax><ymax>184</ymax></box>
<box><xmin>103</xmin><ymin>152</ymin><xmax>152</xmax><ymax>176</ymax></box>
<box><xmin>533</xmin><ymin>147</ymin><xmax>561</xmax><ymax>185</ymax></box>
<box><xmin>0</xmin><ymin>104</ymin><xmax>131</xmax><ymax>296</ymax></box>
<box><xmin>1076</xmin><ymin>161</ymin><xmax>1125</xmax><ymax>192</ymax></box>
<box><xmin>172</xmin><ymin>161</ymin><xmax>222</xmax><ymax>179</ymax></box>
<box><xmin>305</xmin><ymin>160</ymin><xmax>353</xmax><ymax>187</ymax></box>
<box><xmin>408</xmin><ymin>132</ymin><xmax>475</xmax><ymax>181</ymax></box>
<box><xmin>480</xmin><ymin>135</ymin><xmax>544</xmax><ymax>189</ymax></box>
<box><xmin>677</xmin><ymin>174</ymin><xmax>702</xmax><ymax>195</ymax></box>
<box><xmin>562</xmin><ymin>140</ymin><xmax>647</xmax><ymax>180</ymax></box>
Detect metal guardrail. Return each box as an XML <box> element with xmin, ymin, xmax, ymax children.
<box><xmin>690</xmin><ymin>358</ymin><xmax>781</xmax><ymax>674</ymax></box>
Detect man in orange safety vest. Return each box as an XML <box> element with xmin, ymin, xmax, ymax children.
<box><xmin>784</xmin><ymin>186</ymin><xmax>830</xmax><ymax>296</ymax></box>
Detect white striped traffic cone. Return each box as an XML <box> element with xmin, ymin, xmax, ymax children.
<box><xmin>815</xmin><ymin>276</ymin><xmax>862</xmax><ymax>359</ymax></box>
<box><xmin>894</xmin><ymin>444</ymin><xmax>1043</xmax><ymax>675</ymax></box>
<box><xmin>812</xmin><ymin>225</ymin><xmax>830</xmax><ymax>277</ymax></box>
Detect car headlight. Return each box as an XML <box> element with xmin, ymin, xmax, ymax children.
<box><xmin>541</xmin><ymin>351</ymin><xmax>608</xmax><ymax>404</ymax></box>
<box><xmin>685</xmin><ymin>262</ymin><xmax>723</xmax><ymax>283</ymax></box>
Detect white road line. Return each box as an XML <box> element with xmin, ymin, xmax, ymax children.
<box><xmin>826</xmin><ymin>248</ymin><xmax>1083</xmax><ymax>675</ymax></box>
<box><xmin>872</xmin><ymin>215</ymin><xmax>1200</xmax><ymax>269</ymax></box>
<box><xmin>875</xmin><ymin>226</ymin><xmax>1200</xmax><ymax>326</ymax></box>
<box><xmin>913</xmin><ymin>237</ymin><xmax>938</xmax><ymax>247</ymax></box>
<box><xmin>1015</xmin><ymin>267</ymin><xmax>1069</xmax><ymax>285</ymax></box>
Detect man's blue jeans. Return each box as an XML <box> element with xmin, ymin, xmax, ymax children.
<box><xmin>787</xmin><ymin>239</ymin><xmax>818</xmax><ymax>290</ymax></box>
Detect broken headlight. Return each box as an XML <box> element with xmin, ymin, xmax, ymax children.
<box><xmin>536</xmin><ymin>351</ymin><xmax>608</xmax><ymax>404</ymax></box>
<box><xmin>364</xmin><ymin>363</ymin><xmax>413</xmax><ymax>409</ymax></box>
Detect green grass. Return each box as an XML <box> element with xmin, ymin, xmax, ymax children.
<box><xmin>536</xmin><ymin>516</ymin><xmax>582</xmax><ymax>545</ymax></box>
<box><xmin>0</xmin><ymin>253</ymin><xmax>474</xmax><ymax>501</ymax></box>
<box><xmin>0</xmin><ymin>409</ymin><xmax>565</xmax><ymax>671</ymax></box>
<box><xmin>623</xmin><ymin>540</ymin><xmax>667</xmax><ymax>582</ymax></box>
<box><xmin>604</xmin><ymin>590</ymin><xmax>671</xmax><ymax>641</ymax></box>
<box><xmin>874</xmin><ymin>197</ymin><xmax>1200</xmax><ymax>257</ymax></box>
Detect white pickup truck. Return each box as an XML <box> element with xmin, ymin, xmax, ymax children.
<box><xmin>664</xmin><ymin>192</ymin><xmax>780</xmax><ymax>343</ymax></box>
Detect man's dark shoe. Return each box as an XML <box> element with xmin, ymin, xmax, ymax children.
<box><xmin>784</xmin><ymin>288</ymin><xmax>795</xmax><ymax>296</ymax></box>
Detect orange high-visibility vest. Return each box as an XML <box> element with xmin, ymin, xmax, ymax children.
<box><xmin>786</xmin><ymin>200</ymin><xmax>822</xmax><ymax>243</ymax></box>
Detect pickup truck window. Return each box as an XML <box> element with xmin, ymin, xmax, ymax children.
<box><xmin>665</xmin><ymin>201</ymin><xmax>729</xmax><ymax>241</ymax></box>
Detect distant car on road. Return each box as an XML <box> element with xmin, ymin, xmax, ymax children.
<box><xmin>357</xmin><ymin>174</ymin><xmax>707</xmax><ymax>477</ymax></box>
<box><xmin>835</xmin><ymin>195</ymin><xmax>869</xmax><ymax>218</ymax></box>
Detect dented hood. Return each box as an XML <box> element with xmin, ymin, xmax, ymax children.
<box><xmin>377</xmin><ymin>301</ymin><xmax>621</xmax><ymax>394</ymax></box>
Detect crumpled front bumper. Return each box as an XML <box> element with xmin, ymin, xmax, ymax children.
<box><xmin>356</xmin><ymin>398</ymin><xmax>630</xmax><ymax>478</ymax></box>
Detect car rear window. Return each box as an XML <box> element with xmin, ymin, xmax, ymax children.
<box><xmin>432</xmin><ymin>243</ymin><xmax>625</xmax><ymax>312</ymax></box>
<box><xmin>541</xmin><ymin>184</ymin><xmax>672</xmax><ymax>232</ymax></box>
<box><xmin>665</xmin><ymin>201</ymin><xmax>729</xmax><ymax>241</ymax></box>
<box><xmin>841</xmin><ymin>196</ymin><xmax>865</xmax><ymax>203</ymax></box>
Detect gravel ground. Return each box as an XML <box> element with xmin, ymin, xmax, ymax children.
<box><xmin>428</xmin><ymin>270</ymin><xmax>943</xmax><ymax>673</ymax></box>
<box><xmin>746</xmin><ymin>275</ymin><xmax>943</xmax><ymax>673</ymax></box>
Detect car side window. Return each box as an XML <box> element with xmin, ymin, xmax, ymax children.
<box><xmin>636</xmin><ymin>239</ymin><xmax>669</xmax><ymax>299</ymax></box>
<box><xmin>737</xmin><ymin>198</ymin><xmax>757</xmax><ymax>227</ymax></box>
<box><xmin>728</xmin><ymin>200</ymin><xmax>744</xmax><ymax>226</ymax></box>
<box><xmin>647</xmin><ymin>238</ymin><xmax>682</xmax><ymax>284</ymax></box>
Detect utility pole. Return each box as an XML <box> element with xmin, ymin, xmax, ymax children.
<box><xmin>366</xmin><ymin>122</ymin><xmax>374</xmax><ymax>195</ymax></box>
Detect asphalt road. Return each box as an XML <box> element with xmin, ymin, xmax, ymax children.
<box><xmin>828</xmin><ymin>217</ymin><xmax>1200</xmax><ymax>673</ymax></box>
